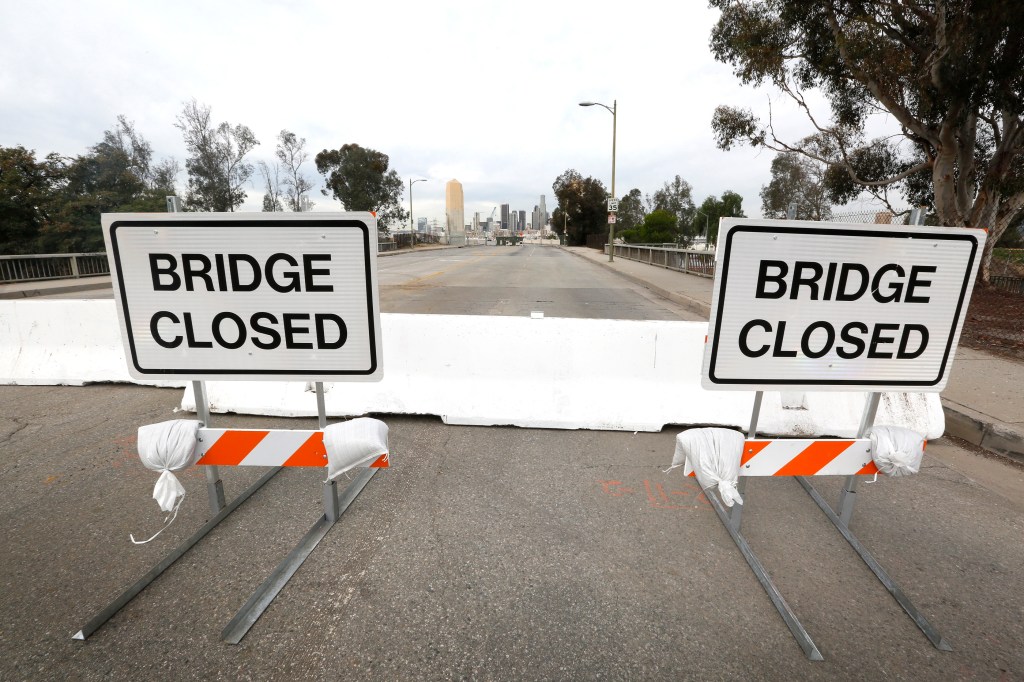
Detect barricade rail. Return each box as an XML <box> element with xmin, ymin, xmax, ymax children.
<box><xmin>0</xmin><ymin>253</ymin><xmax>109</xmax><ymax>283</ymax></box>
<box><xmin>607</xmin><ymin>244</ymin><xmax>716</xmax><ymax>278</ymax></box>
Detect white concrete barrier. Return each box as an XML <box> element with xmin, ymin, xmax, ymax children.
<box><xmin>0</xmin><ymin>300</ymin><xmax>183</xmax><ymax>387</ymax></box>
<box><xmin>0</xmin><ymin>301</ymin><xmax>943</xmax><ymax>436</ymax></box>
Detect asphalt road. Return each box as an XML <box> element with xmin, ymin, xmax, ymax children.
<box><xmin>2</xmin><ymin>245</ymin><xmax>1023</xmax><ymax>680</ymax></box>
<box><xmin>377</xmin><ymin>243</ymin><xmax>705</xmax><ymax>320</ymax></box>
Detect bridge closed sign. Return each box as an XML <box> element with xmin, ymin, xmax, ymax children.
<box><xmin>702</xmin><ymin>219</ymin><xmax>986</xmax><ymax>391</ymax></box>
<box><xmin>102</xmin><ymin>213</ymin><xmax>383</xmax><ymax>381</ymax></box>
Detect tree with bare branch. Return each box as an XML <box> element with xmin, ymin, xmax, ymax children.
<box><xmin>275</xmin><ymin>130</ymin><xmax>314</xmax><ymax>212</ymax></box>
<box><xmin>175</xmin><ymin>99</ymin><xmax>258</xmax><ymax>212</ymax></box>
<box><xmin>709</xmin><ymin>0</ymin><xmax>1024</xmax><ymax>283</ymax></box>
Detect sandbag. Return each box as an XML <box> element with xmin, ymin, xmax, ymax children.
<box><xmin>868</xmin><ymin>425</ymin><xmax>925</xmax><ymax>476</ymax></box>
<box><xmin>137</xmin><ymin>419</ymin><xmax>200</xmax><ymax>511</ymax></box>
<box><xmin>671</xmin><ymin>427</ymin><xmax>745</xmax><ymax>507</ymax></box>
<box><xmin>324</xmin><ymin>418</ymin><xmax>389</xmax><ymax>481</ymax></box>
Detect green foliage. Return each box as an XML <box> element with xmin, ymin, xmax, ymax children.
<box><xmin>760</xmin><ymin>150</ymin><xmax>831</xmax><ymax>220</ymax></box>
<box><xmin>697</xmin><ymin>191</ymin><xmax>747</xmax><ymax>244</ymax></box>
<box><xmin>175</xmin><ymin>99</ymin><xmax>258</xmax><ymax>212</ymax></box>
<box><xmin>0</xmin><ymin>146</ymin><xmax>65</xmax><ymax>254</ymax></box>
<box><xmin>616</xmin><ymin>188</ymin><xmax>645</xmax><ymax>233</ymax></box>
<box><xmin>708</xmin><ymin>0</ymin><xmax>1024</xmax><ymax>280</ymax></box>
<box><xmin>621</xmin><ymin>209</ymin><xmax>681</xmax><ymax>244</ymax></box>
<box><xmin>2</xmin><ymin>117</ymin><xmax>179</xmax><ymax>254</ymax></box>
<box><xmin>551</xmin><ymin>169</ymin><xmax>608</xmax><ymax>246</ymax></box>
<box><xmin>315</xmin><ymin>144</ymin><xmax>407</xmax><ymax>234</ymax></box>
<box><xmin>647</xmin><ymin>175</ymin><xmax>695</xmax><ymax>225</ymax></box>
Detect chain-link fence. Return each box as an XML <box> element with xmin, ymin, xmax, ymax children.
<box><xmin>829</xmin><ymin>209</ymin><xmax>911</xmax><ymax>225</ymax></box>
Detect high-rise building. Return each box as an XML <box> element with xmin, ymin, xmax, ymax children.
<box><xmin>446</xmin><ymin>179</ymin><xmax>465</xmax><ymax>246</ymax></box>
<box><xmin>472</xmin><ymin>212</ymin><xmax>481</xmax><ymax>232</ymax></box>
<box><xmin>539</xmin><ymin>195</ymin><xmax>548</xmax><ymax>227</ymax></box>
<box><xmin>518</xmin><ymin>210</ymin><xmax>526</xmax><ymax>232</ymax></box>
<box><xmin>500</xmin><ymin>204</ymin><xmax>510</xmax><ymax>231</ymax></box>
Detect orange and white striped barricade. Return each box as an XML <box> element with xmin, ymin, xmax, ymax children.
<box><xmin>76</xmin><ymin>383</ymin><xmax>391</xmax><ymax>645</ymax></box>
<box><xmin>678</xmin><ymin>391</ymin><xmax>947</xmax><ymax>662</ymax></box>
<box><xmin>79</xmin><ymin>210</ymin><xmax>387</xmax><ymax>644</ymax></box>
<box><xmin>688</xmin><ymin>219</ymin><xmax>984</xmax><ymax>659</ymax></box>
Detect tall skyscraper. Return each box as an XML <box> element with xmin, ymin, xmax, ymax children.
<box><xmin>518</xmin><ymin>210</ymin><xmax>526</xmax><ymax>232</ymax></box>
<box><xmin>500</xmin><ymin>204</ymin><xmax>510</xmax><ymax>231</ymax></box>
<box><xmin>446</xmin><ymin>179</ymin><xmax>465</xmax><ymax>246</ymax></box>
<box><xmin>539</xmin><ymin>195</ymin><xmax>548</xmax><ymax>227</ymax></box>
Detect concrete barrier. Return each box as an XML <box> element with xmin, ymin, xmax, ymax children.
<box><xmin>0</xmin><ymin>301</ymin><xmax>943</xmax><ymax>436</ymax></box>
<box><xmin>0</xmin><ymin>300</ymin><xmax>183</xmax><ymax>387</ymax></box>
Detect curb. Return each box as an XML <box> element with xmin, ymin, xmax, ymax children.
<box><xmin>0</xmin><ymin>279</ymin><xmax>112</xmax><ymax>299</ymax></box>
<box><xmin>941</xmin><ymin>401</ymin><xmax>1024</xmax><ymax>464</ymax></box>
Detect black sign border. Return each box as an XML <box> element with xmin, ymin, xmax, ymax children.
<box><xmin>108</xmin><ymin>218</ymin><xmax>379</xmax><ymax>378</ymax></box>
<box><xmin>707</xmin><ymin>224</ymin><xmax>979</xmax><ymax>387</ymax></box>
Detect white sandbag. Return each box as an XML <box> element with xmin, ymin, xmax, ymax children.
<box><xmin>868</xmin><ymin>425</ymin><xmax>925</xmax><ymax>477</ymax></box>
<box><xmin>324</xmin><ymin>418</ymin><xmax>389</xmax><ymax>481</ymax></box>
<box><xmin>137</xmin><ymin>419</ymin><xmax>201</xmax><ymax>511</ymax></box>
<box><xmin>671</xmin><ymin>427</ymin><xmax>745</xmax><ymax>507</ymax></box>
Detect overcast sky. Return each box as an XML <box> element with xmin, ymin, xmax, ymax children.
<box><xmin>1</xmin><ymin>0</ymin><xmax>886</xmax><ymax>226</ymax></box>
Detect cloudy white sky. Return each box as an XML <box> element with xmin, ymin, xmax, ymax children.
<box><xmin>1</xmin><ymin>0</ymin><xmax>886</xmax><ymax>226</ymax></box>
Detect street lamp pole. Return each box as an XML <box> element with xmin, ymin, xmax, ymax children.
<box><xmin>579</xmin><ymin>99</ymin><xmax>617</xmax><ymax>262</ymax></box>
<box><xmin>409</xmin><ymin>178</ymin><xmax>427</xmax><ymax>249</ymax></box>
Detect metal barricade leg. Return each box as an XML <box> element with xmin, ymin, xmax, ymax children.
<box><xmin>221</xmin><ymin>467</ymin><xmax>378</xmax><ymax>644</ymax></box>
<box><xmin>705</xmin><ymin>487</ymin><xmax>823</xmax><ymax>661</ymax></box>
<box><xmin>73</xmin><ymin>467</ymin><xmax>280</xmax><ymax>640</ymax></box>
<box><xmin>795</xmin><ymin>476</ymin><xmax>952</xmax><ymax>651</ymax></box>
<box><xmin>794</xmin><ymin>391</ymin><xmax>951</xmax><ymax>651</ymax></box>
<box><xmin>706</xmin><ymin>390</ymin><xmax>822</xmax><ymax>660</ymax></box>
<box><xmin>221</xmin><ymin>381</ymin><xmax>380</xmax><ymax>644</ymax></box>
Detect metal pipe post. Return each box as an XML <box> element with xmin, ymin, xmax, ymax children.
<box><xmin>837</xmin><ymin>392</ymin><xmax>881</xmax><ymax>526</ymax></box>
<box><xmin>608</xmin><ymin>100</ymin><xmax>616</xmax><ymax>262</ymax></box>
<box><xmin>193</xmin><ymin>380</ymin><xmax>226</xmax><ymax>515</ymax></box>
<box><xmin>316</xmin><ymin>382</ymin><xmax>339</xmax><ymax>521</ymax></box>
<box><xmin>729</xmin><ymin>390</ymin><xmax>763</xmax><ymax>530</ymax></box>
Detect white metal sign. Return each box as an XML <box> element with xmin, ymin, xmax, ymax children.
<box><xmin>607</xmin><ymin>198</ymin><xmax>619</xmax><ymax>212</ymax></box>
<box><xmin>702</xmin><ymin>219</ymin><xmax>985</xmax><ymax>391</ymax></box>
<box><xmin>101</xmin><ymin>213</ymin><xmax>383</xmax><ymax>381</ymax></box>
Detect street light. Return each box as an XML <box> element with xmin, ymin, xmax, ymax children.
<box><xmin>579</xmin><ymin>99</ymin><xmax>617</xmax><ymax>262</ymax></box>
<box><xmin>409</xmin><ymin>178</ymin><xmax>427</xmax><ymax>249</ymax></box>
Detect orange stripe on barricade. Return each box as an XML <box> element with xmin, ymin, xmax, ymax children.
<box><xmin>856</xmin><ymin>462</ymin><xmax>880</xmax><ymax>475</ymax></box>
<box><xmin>742</xmin><ymin>440</ymin><xmax>771</xmax><ymax>465</ymax></box>
<box><xmin>282</xmin><ymin>432</ymin><xmax>327</xmax><ymax>467</ymax></box>
<box><xmin>197</xmin><ymin>430</ymin><xmax>269</xmax><ymax>466</ymax></box>
<box><xmin>774</xmin><ymin>440</ymin><xmax>856</xmax><ymax>477</ymax></box>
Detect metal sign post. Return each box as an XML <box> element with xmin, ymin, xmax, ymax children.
<box><xmin>193</xmin><ymin>380</ymin><xmax>226</xmax><ymax>514</ymax></box>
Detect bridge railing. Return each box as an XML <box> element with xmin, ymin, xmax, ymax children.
<box><xmin>0</xmin><ymin>253</ymin><xmax>110</xmax><ymax>284</ymax></box>
<box><xmin>606</xmin><ymin>244</ymin><xmax>717</xmax><ymax>278</ymax></box>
